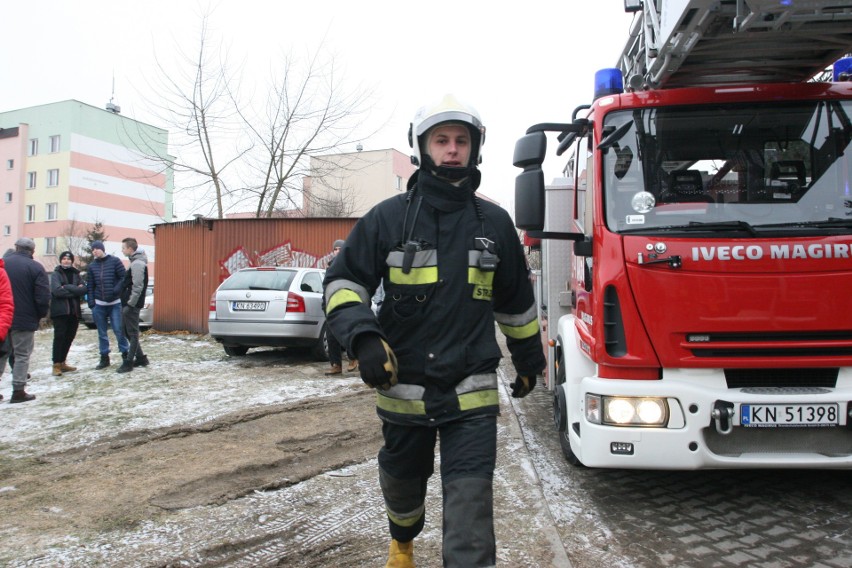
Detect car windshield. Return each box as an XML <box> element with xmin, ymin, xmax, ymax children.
<box><xmin>218</xmin><ymin>269</ymin><xmax>296</xmax><ymax>291</ymax></box>
<box><xmin>603</xmin><ymin>100</ymin><xmax>852</xmax><ymax>235</ymax></box>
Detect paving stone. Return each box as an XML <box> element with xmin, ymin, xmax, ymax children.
<box><xmin>774</xmin><ymin>538</ymin><xmax>802</xmax><ymax>549</ymax></box>
<box><xmin>722</xmin><ymin>550</ymin><xmax>759</xmax><ymax>565</ymax></box>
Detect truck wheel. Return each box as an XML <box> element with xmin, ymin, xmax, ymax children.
<box><xmin>555</xmin><ymin>363</ymin><xmax>585</xmax><ymax>467</ymax></box>
<box><xmin>558</xmin><ymin>428</ymin><xmax>584</xmax><ymax>467</ymax></box>
<box><xmin>223</xmin><ymin>345</ymin><xmax>249</xmax><ymax>357</ymax></box>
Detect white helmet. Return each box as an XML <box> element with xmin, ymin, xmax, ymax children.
<box><xmin>408</xmin><ymin>94</ymin><xmax>486</xmax><ymax>174</ymax></box>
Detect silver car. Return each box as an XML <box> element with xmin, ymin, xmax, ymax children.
<box><xmin>208</xmin><ymin>267</ymin><xmax>328</xmax><ymax>360</ymax></box>
<box><xmin>81</xmin><ymin>280</ymin><xmax>154</xmax><ymax>330</ymax></box>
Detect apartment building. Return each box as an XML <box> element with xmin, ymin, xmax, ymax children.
<box><xmin>303</xmin><ymin>148</ymin><xmax>416</xmax><ymax>217</ymax></box>
<box><xmin>0</xmin><ymin>100</ymin><xmax>173</xmax><ymax>274</ymax></box>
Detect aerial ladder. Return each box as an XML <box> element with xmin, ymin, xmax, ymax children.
<box><xmin>618</xmin><ymin>0</ymin><xmax>852</xmax><ymax>90</ymax></box>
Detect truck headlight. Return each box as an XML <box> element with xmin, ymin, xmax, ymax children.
<box><xmin>586</xmin><ymin>394</ymin><xmax>668</xmax><ymax>427</ymax></box>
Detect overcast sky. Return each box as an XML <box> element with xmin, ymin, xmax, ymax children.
<box><xmin>4</xmin><ymin>1</ymin><xmax>635</xmax><ymax>217</ymax></box>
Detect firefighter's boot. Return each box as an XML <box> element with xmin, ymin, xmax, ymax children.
<box><xmin>385</xmin><ymin>539</ymin><xmax>414</xmax><ymax>568</ymax></box>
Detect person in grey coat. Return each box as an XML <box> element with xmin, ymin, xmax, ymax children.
<box><xmin>0</xmin><ymin>238</ymin><xmax>50</xmax><ymax>402</ymax></box>
<box><xmin>116</xmin><ymin>238</ymin><xmax>149</xmax><ymax>373</ymax></box>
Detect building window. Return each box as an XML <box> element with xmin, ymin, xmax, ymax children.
<box><xmin>49</xmin><ymin>135</ymin><xmax>61</xmax><ymax>153</ymax></box>
<box><xmin>26</xmin><ymin>171</ymin><xmax>36</xmax><ymax>189</ymax></box>
<box><xmin>395</xmin><ymin>176</ymin><xmax>402</xmax><ymax>191</ymax></box>
<box><xmin>5</xmin><ymin>159</ymin><xmax>12</xmax><ymax>170</ymax></box>
<box><xmin>45</xmin><ymin>237</ymin><xmax>56</xmax><ymax>255</ymax></box>
<box><xmin>48</xmin><ymin>169</ymin><xmax>59</xmax><ymax>187</ymax></box>
<box><xmin>28</xmin><ymin>139</ymin><xmax>38</xmax><ymax>157</ymax></box>
<box><xmin>25</xmin><ymin>205</ymin><xmax>35</xmax><ymax>222</ymax></box>
<box><xmin>46</xmin><ymin>202</ymin><xmax>58</xmax><ymax>221</ymax></box>
<box><xmin>4</xmin><ymin>193</ymin><xmax>11</xmax><ymax>203</ymax></box>
<box><xmin>2</xmin><ymin>226</ymin><xmax>9</xmax><ymax>237</ymax></box>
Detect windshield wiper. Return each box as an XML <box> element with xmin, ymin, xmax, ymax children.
<box><xmin>621</xmin><ymin>220</ymin><xmax>758</xmax><ymax>236</ymax></box>
<box><xmin>754</xmin><ymin>217</ymin><xmax>852</xmax><ymax>230</ymax></box>
<box><xmin>597</xmin><ymin>121</ymin><xmax>633</xmax><ymax>151</ymax></box>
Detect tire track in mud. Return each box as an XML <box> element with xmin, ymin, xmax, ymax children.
<box><xmin>7</xmin><ymin>337</ymin><xmax>570</xmax><ymax>567</ymax></box>
<box><xmin>2</xmin><ymin>387</ymin><xmax>383</xmax><ymax>552</ymax></box>
<box><xmin>161</xmin><ymin>471</ymin><xmax>390</xmax><ymax>567</ymax></box>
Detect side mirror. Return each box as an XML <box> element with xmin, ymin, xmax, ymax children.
<box><xmin>514</xmin><ymin>132</ymin><xmax>547</xmax><ymax>231</ymax></box>
<box><xmin>574</xmin><ymin>239</ymin><xmax>593</xmax><ymax>257</ymax></box>
<box><xmin>513</xmin><ymin>131</ymin><xmax>547</xmax><ymax>168</ymax></box>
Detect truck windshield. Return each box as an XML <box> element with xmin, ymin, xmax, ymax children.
<box><xmin>603</xmin><ymin>100</ymin><xmax>852</xmax><ymax>235</ymax></box>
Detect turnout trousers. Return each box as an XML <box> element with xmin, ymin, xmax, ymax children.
<box><xmin>378</xmin><ymin>414</ymin><xmax>497</xmax><ymax>568</ymax></box>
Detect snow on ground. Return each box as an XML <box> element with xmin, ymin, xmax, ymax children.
<box><xmin>0</xmin><ymin>328</ymin><xmax>353</xmax><ymax>458</ymax></box>
<box><xmin>0</xmin><ymin>327</ymin><xmax>623</xmax><ymax>567</ymax></box>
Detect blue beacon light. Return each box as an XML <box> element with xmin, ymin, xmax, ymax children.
<box><xmin>833</xmin><ymin>56</ymin><xmax>852</xmax><ymax>81</ymax></box>
<box><xmin>594</xmin><ymin>68</ymin><xmax>624</xmax><ymax>99</ymax></box>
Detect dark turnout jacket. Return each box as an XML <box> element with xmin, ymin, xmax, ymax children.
<box><xmin>5</xmin><ymin>250</ymin><xmax>50</xmax><ymax>331</ymax></box>
<box><xmin>323</xmin><ymin>169</ymin><xmax>545</xmax><ymax>426</ymax></box>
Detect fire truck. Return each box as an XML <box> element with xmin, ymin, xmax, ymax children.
<box><xmin>514</xmin><ymin>0</ymin><xmax>852</xmax><ymax>469</ymax></box>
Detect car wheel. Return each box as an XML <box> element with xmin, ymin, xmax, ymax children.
<box><xmin>311</xmin><ymin>323</ymin><xmax>330</xmax><ymax>362</ymax></box>
<box><xmin>223</xmin><ymin>345</ymin><xmax>249</xmax><ymax>357</ymax></box>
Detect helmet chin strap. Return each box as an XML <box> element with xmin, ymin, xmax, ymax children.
<box><xmin>421</xmin><ymin>154</ymin><xmax>476</xmax><ymax>183</ymax></box>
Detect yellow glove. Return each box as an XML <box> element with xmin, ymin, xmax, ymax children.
<box><xmin>510</xmin><ymin>374</ymin><xmax>536</xmax><ymax>398</ymax></box>
<box><xmin>354</xmin><ymin>334</ymin><xmax>398</xmax><ymax>390</ymax></box>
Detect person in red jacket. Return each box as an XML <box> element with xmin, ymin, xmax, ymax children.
<box><xmin>0</xmin><ymin>258</ymin><xmax>14</xmax><ymax>401</ymax></box>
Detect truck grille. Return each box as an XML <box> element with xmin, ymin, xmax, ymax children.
<box><xmin>686</xmin><ymin>330</ymin><xmax>852</xmax><ymax>359</ymax></box>
<box><xmin>724</xmin><ymin>368</ymin><xmax>838</xmax><ymax>388</ymax></box>
<box><xmin>704</xmin><ymin>426</ymin><xmax>852</xmax><ymax>458</ymax></box>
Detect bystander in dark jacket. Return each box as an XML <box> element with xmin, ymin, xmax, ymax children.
<box><xmin>49</xmin><ymin>251</ymin><xmax>87</xmax><ymax>376</ymax></box>
<box><xmin>0</xmin><ymin>259</ymin><xmax>14</xmax><ymax>401</ymax></box>
<box><xmin>86</xmin><ymin>241</ymin><xmax>128</xmax><ymax>369</ymax></box>
<box><xmin>0</xmin><ymin>238</ymin><xmax>50</xmax><ymax>402</ymax></box>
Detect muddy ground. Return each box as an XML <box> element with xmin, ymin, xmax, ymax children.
<box><xmin>0</xmin><ymin>329</ymin><xmax>570</xmax><ymax>567</ymax></box>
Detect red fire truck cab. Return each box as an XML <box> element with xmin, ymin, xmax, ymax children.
<box><xmin>515</xmin><ymin>0</ymin><xmax>852</xmax><ymax>469</ymax></box>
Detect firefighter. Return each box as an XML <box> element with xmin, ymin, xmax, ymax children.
<box><xmin>323</xmin><ymin>94</ymin><xmax>545</xmax><ymax>568</ymax></box>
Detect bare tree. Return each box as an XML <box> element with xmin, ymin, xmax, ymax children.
<box><xmin>134</xmin><ymin>9</ymin><xmax>381</xmax><ymax>219</ymax></box>
<box><xmin>234</xmin><ymin>44</ymin><xmax>377</xmax><ymax>218</ymax></box>
<box><xmin>59</xmin><ymin>218</ymin><xmax>95</xmax><ymax>264</ymax></box>
<box><xmin>136</xmin><ymin>10</ymin><xmax>250</xmax><ymax>219</ymax></box>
